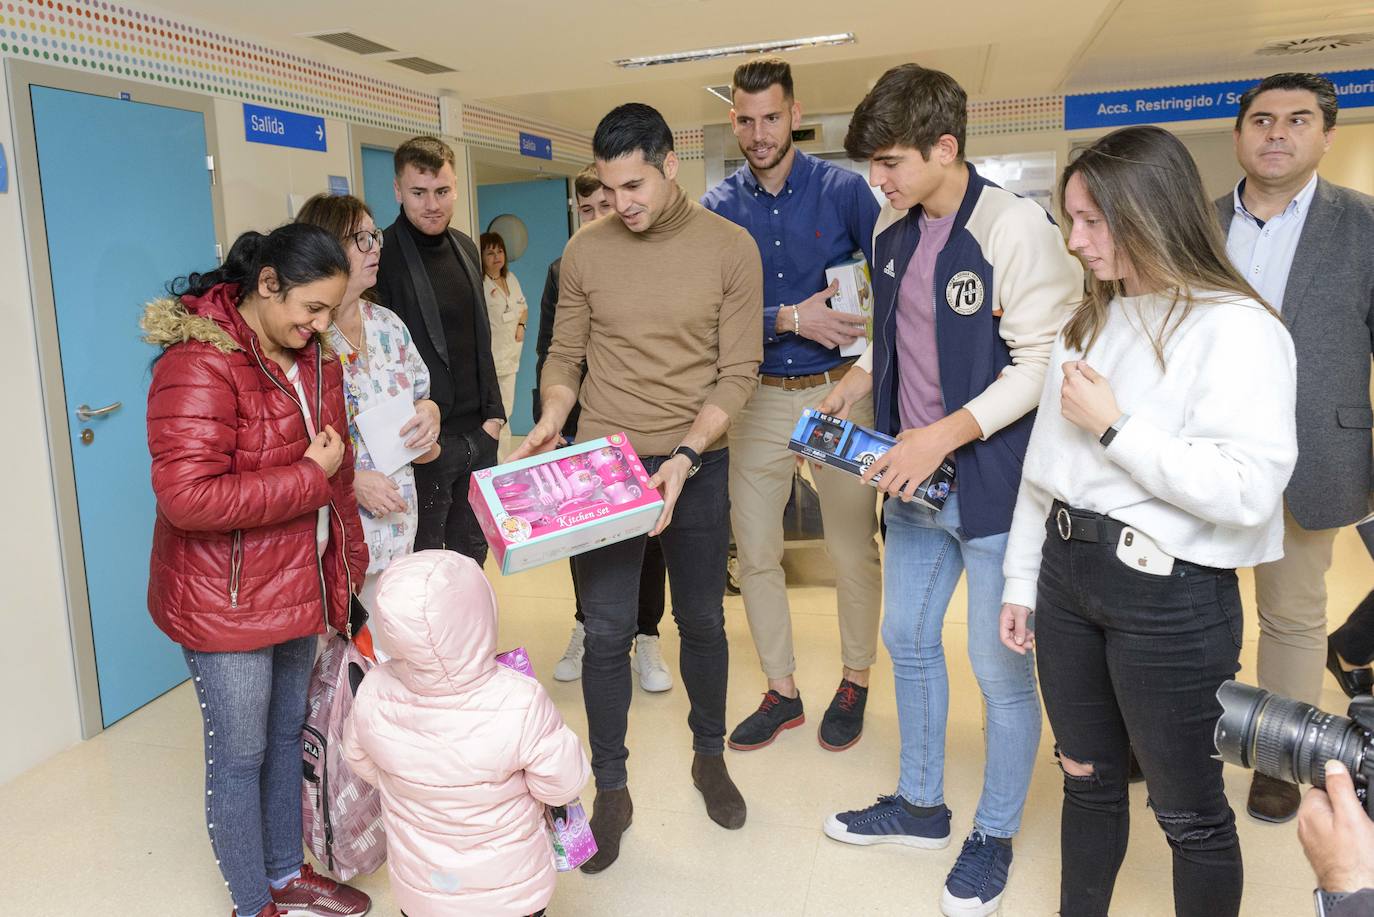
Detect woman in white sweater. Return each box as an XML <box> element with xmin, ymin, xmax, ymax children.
<box><xmin>998</xmin><ymin>125</ymin><xmax>1297</xmax><ymax>917</ymax></box>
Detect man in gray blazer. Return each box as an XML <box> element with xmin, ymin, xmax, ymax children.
<box><xmin>1217</xmin><ymin>71</ymin><xmax>1374</xmax><ymax>824</ymax></box>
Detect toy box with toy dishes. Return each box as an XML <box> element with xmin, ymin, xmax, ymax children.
<box><xmin>468</xmin><ymin>433</ymin><xmax>664</xmax><ymax>574</ymax></box>
<box><xmin>826</xmin><ymin>257</ymin><xmax>874</xmax><ymax>359</ymax></box>
<box><xmin>787</xmin><ymin>408</ymin><xmax>955</xmax><ymax>511</ymax></box>
<box><xmin>494</xmin><ymin>647</ymin><xmax>597</xmax><ymax>871</ymax></box>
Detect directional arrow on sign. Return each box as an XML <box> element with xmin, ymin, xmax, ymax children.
<box><xmin>315</xmin><ymin>126</ymin><xmax>324</xmax><ymax>141</ymax></box>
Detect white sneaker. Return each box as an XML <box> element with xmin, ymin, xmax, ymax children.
<box><xmin>631</xmin><ymin>634</ymin><xmax>673</xmax><ymax>692</ymax></box>
<box><xmin>553</xmin><ymin>622</ymin><xmax>585</xmax><ymax>682</ymax></box>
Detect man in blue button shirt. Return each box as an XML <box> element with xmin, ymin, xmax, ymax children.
<box><xmin>703</xmin><ymin>58</ymin><xmax>883</xmax><ymax>754</ymax></box>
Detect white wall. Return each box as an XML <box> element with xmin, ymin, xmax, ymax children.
<box><xmin>675</xmin><ymin>157</ymin><xmax>707</xmax><ymax>201</ymax></box>
<box><xmin>213</xmin><ymin>100</ymin><xmax>356</xmax><ymax>237</ymax></box>
<box><xmin>0</xmin><ymin>66</ymin><xmax>84</xmax><ymax>784</ymax></box>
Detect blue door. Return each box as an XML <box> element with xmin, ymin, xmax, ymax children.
<box><xmin>31</xmin><ymin>86</ymin><xmax>218</xmax><ymax>726</ymax></box>
<box><xmin>477</xmin><ymin>179</ymin><xmax>571</xmax><ymax>434</ymax></box>
<box><xmin>361</xmin><ymin>145</ymin><xmax>398</xmax><ymax>229</ymax></box>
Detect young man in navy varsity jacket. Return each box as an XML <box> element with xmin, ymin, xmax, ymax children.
<box><xmin>816</xmin><ymin>64</ymin><xmax>1082</xmax><ymax>917</ymax></box>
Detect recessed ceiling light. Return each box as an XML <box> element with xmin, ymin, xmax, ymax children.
<box><xmin>705</xmin><ymin>85</ymin><xmax>733</xmax><ymax>104</ymax></box>
<box><xmin>614</xmin><ymin>33</ymin><xmax>855</xmax><ymax>69</ymax></box>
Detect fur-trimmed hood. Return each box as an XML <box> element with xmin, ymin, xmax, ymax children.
<box><xmin>140</xmin><ymin>290</ymin><xmax>241</xmax><ymax>353</ymax></box>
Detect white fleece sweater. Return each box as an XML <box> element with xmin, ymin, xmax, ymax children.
<box><xmin>1002</xmin><ymin>291</ymin><xmax>1298</xmax><ymax>609</ymax></box>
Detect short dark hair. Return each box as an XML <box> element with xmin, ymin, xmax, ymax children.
<box><xmin>845</xmin><ymin>64</ymin><xmax>967</xmax><ymax>162</ymax></box>
<box><xmin>573</xmin><ymin>164</ymin><xmax>602</xmax><ymax>200</ymax></box>
<box><xmin>732</xmin><ymin>57</ymin><xmax>793</xmax><ymax>101</ymax></box>
<box><xmin>479</xmin><ymin>232</ymin><xmax>507</xmax><ymax>277</ymax></box>
<box><xmin>1235</xmin><ymin>72</ymin><xmax>1339</xmax><ymax>131</ymax></box>
<box><xmin>394</xmin><ymin>135</ymin><xmax>455</xmax><ymax>177</ymax></box>
<box><xmin>295</xmin><ymin>193</ymin><xmax>373</xmax><ymax>243</ymax></box>
<box><xmin>592</xmin><ymin>103</ymin><xmax>674</xmax><ymax>172</ymax></box>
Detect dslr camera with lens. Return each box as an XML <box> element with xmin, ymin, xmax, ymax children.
<box><xmin>1214</xmin><ymin>679</ymin><xmax>1374</xmax><ymax>815</ymax></box>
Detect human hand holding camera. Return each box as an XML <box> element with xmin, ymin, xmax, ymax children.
<box><xmin>1299</xmin><ymin>759</ymin><xmax>1374</xmax><ymax>895</ymax></box>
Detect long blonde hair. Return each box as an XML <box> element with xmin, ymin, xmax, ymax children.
<box><xmin>1060</xmin><ymin>126</ymin><xmax>1272</xmax><ymax>367</ymax></box>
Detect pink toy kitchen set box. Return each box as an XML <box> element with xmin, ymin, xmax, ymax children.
<box><xmin>468</xmin><ymin>434</ymin><xmax>664</xmax><ymax>574</ymax></box>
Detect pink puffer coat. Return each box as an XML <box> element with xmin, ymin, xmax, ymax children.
<box><xmin>341</xmin><ymin>551</ymin><xmax>589</xmax><ymax>917</ymax></box>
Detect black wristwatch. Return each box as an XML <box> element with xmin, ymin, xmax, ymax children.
<box><xmin>1099</xmin><ymin>413</ymin><xmax>1129</xmax><ymax>449</ymax></box>
<box><xmin>670</xmin><ymin>445</ymin><xmax>703</xmax><ymax>478</ymax></box>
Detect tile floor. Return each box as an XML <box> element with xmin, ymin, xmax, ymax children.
<box><xmin>1</xmin><ymin>527</ymin><xmax>1369</xmax><ymax>916</ymax></box>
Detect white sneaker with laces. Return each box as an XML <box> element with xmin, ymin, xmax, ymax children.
<box><xmin>553</xmin><ymin>622</ymin><xmax>585</xmax><ymax>682</ymax></box>
<box><xmin>632</xmin><ymin>634</ymin><xmax>673</xmax><ymax>692</ymax></box>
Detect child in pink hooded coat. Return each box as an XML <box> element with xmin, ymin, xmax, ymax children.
<box><xmin>341</xmin><ymin>550</ymin><xmax>590</xmax><ymax>917</ymax></box>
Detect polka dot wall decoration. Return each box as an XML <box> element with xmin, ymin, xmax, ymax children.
<box><xmin>0</xmin><ymin>0</ymin><xmax>441</xmax><ymax>132</ymax></box>
<box><xmin>968</xmin><ymin>95</ymin><xmax>1064</xmax><ymax>137</ymax></box>
<box><xmin>673</xmin><ymin>127</ymin><xmax>704</xmax><ymax>162</ymax></box>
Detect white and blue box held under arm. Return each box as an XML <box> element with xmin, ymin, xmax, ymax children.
<box><xmin>787</xmin><ymin>408</ymin><xmax>955</xmax><ymax>511</ymax></box>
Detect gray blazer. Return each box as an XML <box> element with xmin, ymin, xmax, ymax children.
<box><xmin>1216</xmin><ymin>178</ymin><xmax>1374</xmax><ymax>530</ymax></box>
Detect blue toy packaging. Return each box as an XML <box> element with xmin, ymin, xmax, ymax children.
<box><xmin>787</xmin><ymin>408</ymin><xmax>955</xmax><ymax>510</ymax></box>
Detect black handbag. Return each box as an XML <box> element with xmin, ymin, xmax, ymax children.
<box><xmin>781</xmin><ymin>470</ymin><xmax>825</xmax><ymax>541</ymax></box>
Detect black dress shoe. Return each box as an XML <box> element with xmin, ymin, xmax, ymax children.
<box><xmin>1327</xmin><ymin>637</ymin><xmax>1374</xmax><ymax>698</ymax></box>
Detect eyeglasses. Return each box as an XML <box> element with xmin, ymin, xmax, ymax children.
<box><xmin>351</xmin><ymin>229</ymin><xmax>384</xmax><ymax>253</ymax></box>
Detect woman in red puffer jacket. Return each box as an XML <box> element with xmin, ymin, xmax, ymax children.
<box><xmin>143</xmin><ymin>223</ymin><xmax>372</xmax><ymax>917</ymax></box>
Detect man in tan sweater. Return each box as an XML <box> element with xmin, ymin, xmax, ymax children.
<box><xmin>514</xmin><ymin>103</ymin><xmax>763</xmax><ymax>873</ymax></box>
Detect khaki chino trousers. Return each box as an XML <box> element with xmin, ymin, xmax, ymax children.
<box><xmin>1253</xmin><ymin>503</ymin><xmax>1339</xmax><ymax>706</ymax></box>
<box><xmin>728</xmin><ymin>380</ymin><xmax>883</xmax><ymax>680</ymax></box>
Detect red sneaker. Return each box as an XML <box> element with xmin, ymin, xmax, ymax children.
<box><xmin>270</xmin><ymin>864</ymin><xmax>371</xmax><ymax>916</ymax></box>
<box><xmin>232</xmin><ymin>905</ymin><xmax>281</xmax><ymax>917</ymax></box>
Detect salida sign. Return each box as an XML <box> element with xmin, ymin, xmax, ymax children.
<box><xmin>1065</xmin><ymin>68</ymin><xmax>1374</xmax><ymax>130</ymax></box>
<box><xmin>242</xmin><ymin>103</ymin><xmax>327</xmax><ymax>152</ymax></box>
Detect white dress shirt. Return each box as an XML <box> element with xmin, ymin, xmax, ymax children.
<box><xmin>1225</xmin><ymin>172</ymin><xmax>1318</xmax><ymax>313</ymax></box>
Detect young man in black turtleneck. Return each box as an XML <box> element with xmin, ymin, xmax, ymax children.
<box><xmin>373</xmin><ymin>136</ymin><xmax>505</xmax><ymax>563</ymax></box>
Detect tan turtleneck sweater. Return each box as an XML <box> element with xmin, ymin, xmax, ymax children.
<box><xmin>543</xmin><ymin>182</ymin><xmax>763</xmax><ymax>456</ymax></box>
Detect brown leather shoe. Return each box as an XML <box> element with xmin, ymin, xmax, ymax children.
<box><xmin>692</xmin><ymin>752</ymin><xmax>747</xmax><ymax>829</ymax></box>
<box><xmin>1247</xmin><ymin>772</ymin><xmax>1300</xmax><ymax>823</ymax></box>
<box><xmin>580</xmin><ymin>787</ymin><xmax>633</xmax><ymax>874</ymax></box>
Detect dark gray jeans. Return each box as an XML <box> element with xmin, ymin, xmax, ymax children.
<box><xmin>184</xmin><ymin>635</ymin><xmax>316</xmax><ymax>916</ymax></box>
<box><xmin>1035</xmin><ymin>510</ymin><xmax>1243</xmax><ymax>917</ymax></box>
<box><xmin>414</xmin><ymin>425</ymin><xmax>498</xmax><ymax>563</ymax></box>
<box><xmin>575</xmin><ymin>448</ymin><xmax>731</xmax><ymax>789</ymax></box>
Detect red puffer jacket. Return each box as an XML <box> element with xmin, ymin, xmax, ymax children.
<box><xmin>143</xmin><ymin>284</ymin><xmax>368</xmax><ymax>652</ymax></box>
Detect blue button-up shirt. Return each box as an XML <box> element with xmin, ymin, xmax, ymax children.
<box><xmin>703</xmin><ymin>151</ymin><xmax>880</xmax><ymax>376</ymax></box>
<box><xmin>1226</xmin><ymin>172</ymin><xmax>1318</xmax><ymax>313</ymax></box>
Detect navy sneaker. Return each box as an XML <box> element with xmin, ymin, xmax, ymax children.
<box><xmin>941</xmin><ymin>830</ymin><xmax>1013</xmax><ymax>916</ymax></box>
<box><xmin>823</xmin><ymin>795</ymin><xmax>951</xmax><ymax>849</ymax></box>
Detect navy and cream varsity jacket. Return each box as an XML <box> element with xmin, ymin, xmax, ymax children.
<box><xmin>866</xmin><ymin>163</ymin><xmax>1082</xmax><ymax>538</ymax></box>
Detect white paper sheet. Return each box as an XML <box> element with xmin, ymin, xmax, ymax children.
<box><xmin>354</xmin><ymin>394</ymin><xmax>427</xmax><ymax>476</ymax></box>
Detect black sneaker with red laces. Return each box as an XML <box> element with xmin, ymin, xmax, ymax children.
<box><xmin>818</xmin><ymin>679</ymin><xmax>868</xmax><ymax>751</ymax></box>
<box><xmin>270</xmin><ymin>864</ymin><xmax>371</xmax><ymax>916</ymax></box>
<box><xmin>728</xmin><ymin>690</ymin><xmax>805</xmax><ymax>750</ymax></box>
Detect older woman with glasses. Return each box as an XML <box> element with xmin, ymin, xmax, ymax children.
<box><xmin>296</xmin><ymin>193</ymin><xmax>441</xmax><ymax>620</ymax></box>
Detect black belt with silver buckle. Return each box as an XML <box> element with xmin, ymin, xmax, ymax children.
<box><xmin>1052</xmin><ymin>501</ymin><xmax>1127</xmax><ymax>544</ymax></box>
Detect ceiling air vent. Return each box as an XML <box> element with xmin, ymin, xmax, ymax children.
<box><xmin>705</xmin><ymin>85</ymin><xmax>733</xmax><ymax>103</ymax></box>
<box><xmin>1257</xmin><ymin>33</ymin><xmax>1374</xmax><ymax>55</ymax></box>
<box><xmin>389</xmin><ymin>56</ymin><xmax>457</xmax><ymax>75</ymax></box>
<box><xmin>307</xmin><ymin>31</ymin><xmax>394</xmax><ymax>55</ymax></box>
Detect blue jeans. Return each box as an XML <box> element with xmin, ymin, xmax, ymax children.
<box><xmin>576</xmin><ymin>449</ymin><xmax>731</xmax><ymax>790</ymax></box>
<box><xmin>184</xmin><ymin>636</ymin><xmax>316</xmax><ymax>915</ymax></box>
<box><xmin>881</xmin><ymin>493</ymin><xmax>1041</xmax><ymax>838</ymax></box>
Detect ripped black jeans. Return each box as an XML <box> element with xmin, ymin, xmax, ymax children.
<box><xmin>1034</xmin><ymin>515</ymin><xmax>1243</xmax><ymax>917</ymax></box>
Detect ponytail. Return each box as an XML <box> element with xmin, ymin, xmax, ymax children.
<box><xmin>167</xmin><ymin>223</ymin><xmax>348</xmax><ymax>302</ymax></box>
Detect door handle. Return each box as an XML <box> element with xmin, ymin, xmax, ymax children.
<box><xmin>76</xmin><ymin>401</ymin><xmax>122</xmax><ymax>421</ymax></box>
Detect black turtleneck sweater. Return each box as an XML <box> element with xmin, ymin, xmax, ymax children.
<box><xmin>374</xmin><ymin>210</ymin><xmax>487</xmax><ymax>434</ymax></box>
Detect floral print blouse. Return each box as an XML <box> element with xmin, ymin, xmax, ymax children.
<box><xmin>326</xmin><ymin>300</ymin><xmax>430</xmax><ymax>574</ymax></box>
